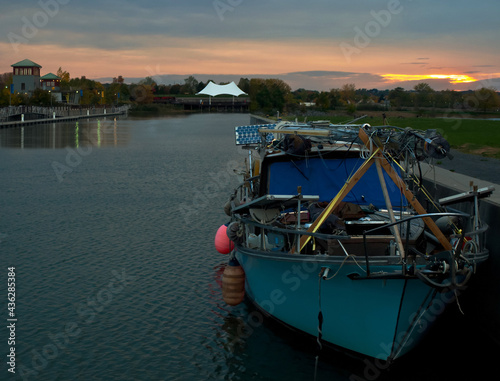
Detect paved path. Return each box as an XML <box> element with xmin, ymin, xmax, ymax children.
<box><xmin>421</xmin><ymin>149</ymin><xmax>500</xmax><ymax>205</ymax></box>
<box><xmin>433</xmin><ymin>149</ymin><xmax>500</xmax><ymax>185</ymax></box>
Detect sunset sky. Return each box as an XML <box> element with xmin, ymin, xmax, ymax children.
<box><xmin>1</xmin><ymin>0</ymin><xmax>499</xmax><ymax>91</ymax></box>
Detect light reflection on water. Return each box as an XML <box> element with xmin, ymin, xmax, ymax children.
<box><xmin>0</xmin><ymin>117</ymin><xmax>130</xmax><ymax>149</ymax></box>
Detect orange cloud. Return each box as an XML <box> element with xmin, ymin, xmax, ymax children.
<box><xmin>381</xmin><ymin>73</ymin><xmax>477</xmax><ymax>84</ymax></box>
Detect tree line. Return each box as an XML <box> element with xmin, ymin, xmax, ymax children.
<box><xmin>1</xmin><ymin>69</ymin><xmax>498</xmax><ymax>114</ymax></box>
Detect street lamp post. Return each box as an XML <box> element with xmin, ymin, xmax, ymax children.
<box><xmin>5</xmin><ymin>85</ymin><xmax>12</xmax><ymax>106</ymax></box>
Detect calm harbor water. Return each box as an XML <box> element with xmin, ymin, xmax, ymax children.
<box><xmin>0</xmin><ymin>114</ymin><xmax>497</xmax><ymax>381</ymax></box>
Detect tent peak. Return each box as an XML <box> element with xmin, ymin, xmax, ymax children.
<box><xmin>196</xmin><ymin>81</ymin><xmax>247</xmax><ymax>97</ymax></box>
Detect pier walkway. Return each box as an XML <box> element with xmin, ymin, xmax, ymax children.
<box><xmin>0</xmin><ymin>105</ymin><xmax>129</xmax><ymax>128</ymax></box>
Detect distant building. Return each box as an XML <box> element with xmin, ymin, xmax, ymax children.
<box><xmin>40</xmin><ymin>73</ymin><xmax>61</xmax><ymax>91</ymax></box>
<box><xmin>11</xmin><ymin>59</ymin><xmax>42</xmax><ymax>93</ymax></box>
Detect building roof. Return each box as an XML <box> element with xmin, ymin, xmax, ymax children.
<box><xmin>41</xmin><ymin>73</ymin><xmax>61</xmax><ymax>80</ymax></box>
<box><xmin>11</xmin><ymin>59</ymin><xmax>42</xmax><ymax>68</ymax></box>
<box><xmin>196</xmin><ymin>81</ymin><xmax>247</xmax><ymax>97</ymax></box>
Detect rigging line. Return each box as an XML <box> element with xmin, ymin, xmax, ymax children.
<box><xmin>290</xmin><ymin>159</ymin><xmax>309</xmax><ymax>181</ymax></box>
<box><xmin>324</xmin><ymin>255</ymin><xmax>367</xmax><ymax>281</ymax></box>
<box><xmin>390</xmin><ymin>278</ymin><xmax>409</xmax><ymax>360</ymax></box>
<box><xmin>380</xmin><ymin>150</ymin><xmax>407</xmax><ymax>211</ymax></box>
<box><xmin>392</xmin><ymin>287</ymin><xmax>437</xmax><ymax>361</ymax></box>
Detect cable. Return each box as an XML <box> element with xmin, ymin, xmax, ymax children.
<box><xmin>323</xmin><ymin>255</ymin><xmax>367</xmax><ymax>281</ymax></box>
<box><xmin>314</xmin><ymin>275</ymin><xmax>324</xmax><ymax>381</ymax></box>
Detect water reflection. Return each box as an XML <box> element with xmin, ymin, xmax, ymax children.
<box><xmin>0</xmin><ymin>117</ymin><xmax>130</xmax><ymax>149</ymax></box>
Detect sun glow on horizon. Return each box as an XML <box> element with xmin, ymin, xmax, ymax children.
<box><xmin>381</xmin><ymin>74</ymin><xmax>477</xmax><ymax>84</ymax></box>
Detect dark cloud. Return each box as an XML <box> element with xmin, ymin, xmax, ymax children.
<box><xmin>3</xmin><ymin>0</ymin><xmax>498</xmax><ymax>48</ymax></box>
<box><xmin>1</xmin><ymin>0</ymin><xmax>498</xmax><ymax>91</ymax></box>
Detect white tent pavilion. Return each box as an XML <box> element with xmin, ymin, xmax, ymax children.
<box><xmin>196</xmin><ymin>81</ymin><xmax>247</xmax><ymax>97</ymax></box>
<box><xmin>196</xmin><ymin>81</ymin><xmax>247</xmax><ymax>106</ymax></box>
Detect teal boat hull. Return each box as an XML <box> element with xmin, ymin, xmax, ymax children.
<box><xmin>236</xmin><ymin>247</ymin><xmax>451</xmax><ymax>362</ymax></box>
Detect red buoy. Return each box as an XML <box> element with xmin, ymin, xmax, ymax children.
<box><xmin>222</xmin><ymin>258</ymin><xmax>245</xmax><ymax>306</ymax></box>
<box><xmin>215</xmin><ymin>224</ymin><xmax>234</xmax><ymax>254</ymax></box>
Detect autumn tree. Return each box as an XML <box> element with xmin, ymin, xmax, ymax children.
<box><xmin>340</xmin><ymin>83</ymin><xmax>356</xmax><ymax>105</ymax></box>
<box><xmin>57</xmin><ymin>67</ymin><xmax>70</xmax><ymax>90</ymax></box>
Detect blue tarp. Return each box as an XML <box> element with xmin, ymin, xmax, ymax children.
<box><xmin>267</xmin><ymin>157</ymin><xmax>406</xmax><ymax>209</ymax></box>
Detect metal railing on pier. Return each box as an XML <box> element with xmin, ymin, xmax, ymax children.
<box><xmin>0</xmin><ymin>105</ymin><xmax>129</xmax><ymax>127</ymax></box>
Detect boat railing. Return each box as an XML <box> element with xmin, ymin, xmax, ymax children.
<box><xmin>234</xmin><ymin>207</ymin><xmax>488</xmax><ymax>274</ymax></box>
<box><xmin>234</xmin><ymin>213</ymin><xmax>351</xmax><ymax>249</ymax></box>
<box><xmin>361</xmin><ymin>211</ymin><xmax>480</xmax><ymax>276</ymax></box>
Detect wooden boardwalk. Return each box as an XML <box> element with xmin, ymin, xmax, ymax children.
<box><xmin>0</xmin><ymin>108</ymin><xmax>128</xmax><ymax>128</ymax></box>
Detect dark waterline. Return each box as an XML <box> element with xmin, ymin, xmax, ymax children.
<box><xmin>0</xmin><ymin>114</ymin><xmax>497</xmax><ymax>380</ymax></box>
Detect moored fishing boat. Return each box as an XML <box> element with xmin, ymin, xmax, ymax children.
<box><xmin>215</xmin><ymin>118</ymin><xmax>493</xmax><ymax>362</ymax></box>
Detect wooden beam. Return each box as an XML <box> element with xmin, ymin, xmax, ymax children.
<box><xmin>379</xmin><ymin>159</ymin><xmax>452</xmax><ymax>250</ymax></box>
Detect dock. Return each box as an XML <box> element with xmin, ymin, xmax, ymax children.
<box><xmin>154</xmin><ymin>96</ymin><xmax>250</xmax><ymax>112</ymax></box>
<box><xmin>0</xmin><ymin>106</ymin><xmax>129</xmax><ymax>128</ymax></box>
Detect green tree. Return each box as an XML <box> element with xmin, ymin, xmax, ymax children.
<box><xmin>237</xmin><ymin>78</ymin><xmax>250</xmax><ymax>94</ymax></box>
<box><xmin>0</xmin><ymin>87</ymin><xmax>16</xmax><ymax>106</ymax></box>
<box><xmin>388</xmin><ymin>87</ymin><xmax>411</xmax><ymax>108</ymax></box>
<box><xmin>30</xmin><ymin>88</ymin><xmax>53</xmax><ymax>106</ymax></box>
<box><xmin>474</xmin><ymin>87</ymin><xmax>500</xmax><ymax>112</ymax></box>
<box><xmin>412</xmin><ymin>82</ymin><xmax>434</xmax><ymax>108</ymax></box>
<box><xmin>316</xmin><ymin>91</ymin><xmax>330</xmax><ymax>111</ymax></box>
<box><xmin>183</xmin><ymin>76</ymin><xmax>199</xmax><ymax>94</ymax></box>
<box><xmin>196</xmin><ymin>81</ymin><xmax>205</xmax><ymax>93</ymax></box>
<box><xmin>249</xmin><ymin>78</ymin><xmax>291</xmax><ymax>113</ymax></box>
<box><xmin>328</xmin><ymin>89</ymin><xmax>341</xmax><ymax>110</ymax></box>
<box><xmin>169</xmin><ymin>84</ymin><xmax>181</xmax><ymax>95</ymax></box>
<box><xmin>104</xmin><ymin>82</ymin><xmax>123</xmax><ymax>105</ymax></box>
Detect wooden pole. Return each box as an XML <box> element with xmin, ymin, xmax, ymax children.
<box><xmin>375</xmin><ymin>156</ymin><xmax>405</xmax><ymax>258</ymax></box>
